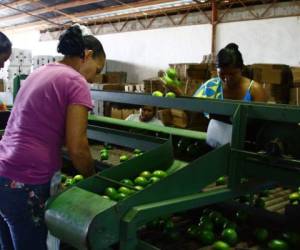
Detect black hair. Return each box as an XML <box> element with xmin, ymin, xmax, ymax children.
<box><xmin>57</xmin><ymin>26</ymin><xmax>106</xmax><ymax>59</ymax></box>
<box><xmin>0</xmin><ymin>32</ymin><xmax>12</xmax><ymax>54</ymax></box>
<box><xmin>83</xmin><ymin>35</ymin><xmax>106</xmax><ymax>59</ymax></box>
<box><xmin>216</xmin><ymin>43</ymin><xmax>244</xmax><ymax>69</ymax></box>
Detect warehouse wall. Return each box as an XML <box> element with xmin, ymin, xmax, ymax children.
<box><xmin>216</xmin><ymin>17</ymin><xmax>300</xmax><ymax>66</ymax></box>
<box><xmin>4</xmin><ymin>16</ymin><xmax>300</xmax><ymax>83</ymax></box>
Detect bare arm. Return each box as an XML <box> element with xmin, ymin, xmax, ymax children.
<box><xmin>251</xmin><ymin>81</ymin><xmax>268</xmax><ymax>102</ymax></box>
<box><xmin>65</xmin><ymin>104</ymin><xmax>95</xmax><ymax>177</ymax></box>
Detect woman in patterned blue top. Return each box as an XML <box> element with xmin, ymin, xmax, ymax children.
<box><xmin>194</xmin><ymin>43</ymin><xmax>267</xmax><ymax>102</ymax></box>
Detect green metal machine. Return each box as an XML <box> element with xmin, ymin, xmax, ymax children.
<box><xmin>45</xmin><ymin>91</ymin><xmax>300</xmax><ymax>250</ymax></box>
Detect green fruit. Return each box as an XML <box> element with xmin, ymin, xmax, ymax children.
<box><xmin>102</xmin><ymin>195</ymin><xmax>110</xmax><ymax>199</ymax></box>
<box><xmin>134</xmin><ymin>185</ymin><xmax>144</xmax><ymax>191</ymax></box>
<box><xmin>268</xmin><ymin>239</ymin><xmax>289</xmax><ymax>250</ymax></box>
<box><xmin>221</xmin><ymin>228</ymin><xmax>238</xmax><ymax>246</ymax></box>
<box><xmin>140</xmin><ymin>171</ymin><xmax>152</xmax><ymax>179</ymax></box>
<box><xmin>166</xmin><ymin>68</ymin><xmax>177</xmax><ymax>79</ymax></box>
<box><xmin>100</xmin><ymin>151</ymin><xmax>109</xmax><ymax>160</ymax></box>
<box><xmin>173</xmin><ymin>79</ymin><xmax>181</xmax><ymax>86</ymax></box>
<box><xmin>149</xmin><ymin>176</ymin><xmax>160</xmax><ymax>184</ymax></box>
<box><xmin>152</xmin><ymin>91</ymin><xmax>163</xmax><ymax>97</ymax></box>
<box><xmin>162</xmin><ymin>75</ymin><xmax>175</xmax><ymax>85</ymax></box>
<box><xmin>198</xmin><ymin>220</ymin><xmax>214</xmax><ymax>231</ymax></box>
<box><xmin>282</xmin><ymin>232</ymin><xmax>300</xmax><ymax>247</ymax></box>
<box><xmin>115</xmin><ymin>192</ymin><xmax>127</xmax><ymax>201</ymax></box>
<box><xmin>216</xmin><ymin>176</ymin><xmax>226</xmax><ymax>186</ymax></box>
<box><xmin>61</xmin><ymin>174</ymin><xmax>67</xmax><ymax>183</ymax></box>
<box><xmin>73</xmin><ymin>174</ymin><xmax>84</xmax><ymax>183</ymax></box>
<box><xmin>105</xmin><ymin>187</ymin><xmax>118</xmax><ymax>198</ymax></box>
<box><xmin>235</xmin><ymin>210</ymin><xmax>248</xmax><ymax>222</ymax></box>
<box><xmin>222</xmin><ymin>221</ymin><xmax>237</xmax><ymax>231</ymax></box>
<box><xmin>134</xmin><ymin>176</ymin><xmax>148</xmax><ymax>186</ymax></box>
<box><xmin>104</xmin><ymin>144</ymin><xmax>112</xmax><ymax>150</ymax></box>
<box><xmin>64</xmin><ymin>178</ymin><xmax>74</xmax><ymax>187</ymax></box>
<box><xmin>254</xmin><ymin>228</ymin><xmax>269</xmax><ymax>242</ymax></box>
<box><xmin>165</xmin><ymin>92</ymin><xmax>176</xmax><ymax>98</ymax></box>
<box><xmin>187</xmin><ymin>225</ymin><xmax>200</xmax><ymax>237</ymax></box>
<box><xmin>133</xmin><ymin>149</ymin><xmax>142</xmax><ymax>154</ymax></box>
<box><xmin>213</xmin><ymin>241</ymin><xmax>230</xmax><ymax>250</ymax></box>
<box><xmin>292</xmin><ymin>200</ymin><xmax>299</xmax><ymax>205</ymax></box>
<box><xmin>152</xmin><ymin>170</ymin><xmax>167</xmax><ymax>179</ymax></box>
<box><xmin>120</xmin><ymin>155</ymin><xmax>128</xmax><ymax>162</ymax></box>
<box><xmin>197</xmin><ymin>230</ymin><xmax>215</xmax><ymax>245</ymax></box>
<box><xmin>118</xmin><ymin>186</ymin><xmax>133</xmax><ymax>196</ymax></box>
<box><xmin>289</xmin><ymin>192</ymin><xmax>300</xmax><ymax>202</ymax></box>
<box><xmin>100</xmin><ymin>148</ymin><xmax>108</xmax><ymax>154</ymax></box>
<box><xmin>120</xmin><ymin>179</ymin><xmax>134</xmax><ymax>186</ymax></box>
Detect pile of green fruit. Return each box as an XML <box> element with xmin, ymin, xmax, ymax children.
<box><xmin>100</xmin><ymin>146</ymin><xmax>144</xmax><ymax>163</ymax></box>
<box><xmin>152</xmin><ymin>90</ymin><xmax>176</xmax><ymax>98</ymax></box>
<box><xmin>161</xmin><ymin>68</ymin><xmax>181</xmax><ymax>87</ymax></box>
<box><xmin>102</xmin><ymin>169</ymin><xmax>168</xmax><ymax>201</ymax></box>
<box><xmin>61</xmin><ymin>174</ymin><xmax>84</xmax><ymax>187</ymax></box>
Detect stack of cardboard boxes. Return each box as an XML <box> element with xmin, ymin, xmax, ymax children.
<box><xmin>289</xmin><ymin>67</ymin><xmax>300</xmax><ymax>105</ymax></box>
<box><xmin>250</xmin><ymin>64</ymin><xmax>293</xmax><ymax>104</ymax></box>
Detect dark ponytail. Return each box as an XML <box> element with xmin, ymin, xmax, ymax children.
<box><xmin>0</xmin><ymin>32</ymin><xmax>12</xmax><ymax>54</ymax></box>
<box><xmin>216</xmin><ymin>43</ymin><xmax>243</xmax><ymax>69</ymax></box>
<box><xmin>57</xmin><ymin>26</ymin><xmax>85</xmax><ymax>58</ymax></box>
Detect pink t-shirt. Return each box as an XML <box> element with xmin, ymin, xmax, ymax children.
<box><xmin>0</xmin><ymin>63</ymin><xmax>93</xmax><ymax>184</ymax></box>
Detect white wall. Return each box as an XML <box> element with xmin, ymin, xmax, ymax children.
<box><xmin>217</xmin><ymin>17</ymin><xmax>300</xmax><ymax>66</ymax></box>
<box><xmin>97</xmin><ymin>25</ymin><xmax>212</xmax><ymax>83</ymax></box>
<box><xmin>4</xmin><ymin>16</ymin><xmax>300</xmax><ymax>83</ymax></box>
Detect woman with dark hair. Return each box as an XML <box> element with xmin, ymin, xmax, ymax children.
<box><xmin>0</xmin><ymin>25</ymin><xmax>106</xmax><ymax>250</ymax></box>
<box><xmin>0</xmin><ymin>32</ymin><xmax>12</xmax><ymax>111</ymax></box>
<box><xmin>194</xmin><ymin>43</ymin><xmax>266</xmax><ymax>102</ymax></box>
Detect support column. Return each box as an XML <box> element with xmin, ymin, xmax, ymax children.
<box><xmin>211</xmin><ymin>0</ymin><xmax>218</xmax><ymax>58</ymax></box>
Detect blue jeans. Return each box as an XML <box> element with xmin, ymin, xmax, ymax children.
<box><xmin>0</xmin><ymin>177</ymin><xmax>50</xmax><ymax>250</ymax></box>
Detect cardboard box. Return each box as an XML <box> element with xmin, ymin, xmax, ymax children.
<box><xmin>158</xmin><ymin>109</ymin><xmax>172</xmax><ymax>126</ymax></box>
<box><xmin>291</xmin><ymin>67</ymin><xmax>300</xmax><ymax>86</ymax></box>
<box><xmin>170</xmin><ymin>109</ymin><xmax>188</xmax><ymax>128</ymax></box>
<box><xmin>251</xmin><ymin>64</ymin><xmax>292</xmax><ymax>85</ymax></box>
<box><xmin>289</xmin><ymin>87</ymin><xmax>300</xmax><ymax>105</ymax></box>
<box><xmin>103</xmin><ymin>72</ymin><xmax>127</xmax><ymax>83</ymax></box>
<box><xmin>91</xmin><ymin>83</ymin><xmax>124</xmax><ymax>91</ymax></box>
<box><xmin>143</xmin><ymin>78</ymin><xmax>165</xmax><ymax>93</ymax></box>
<box><xmin>111</xmin><ymin>108</ymin><xmax>122</xmax><ymax>119</ymax></box>
<box><xmin>169</xmin><ymin>63</ymin><xmax>211</xmax><ymax>81</ymax></box>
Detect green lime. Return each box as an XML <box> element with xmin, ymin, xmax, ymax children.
<box><xmin>198</xmin><ymin>220</ymin><xmax>214</xmax><ymax>231</ymax></box>
<box><xmin>140</xmin><ymin>171</ymin><xmax>152</xmax><ymax>179</ymax></box>
<box><xmin>282</xmin><ymin>232</ymin><xmax>300</xmax><ymax>247</ymax></box>
<box><xmin>105</xmin><ymin>187</ymin><xmax>118</xmax><ymax>198</ymax></box>
<box><xmin>152</xmin><ymin>91</ymin><xmax>163</xmax><ymax>97</ymax></box>
<box><xmin>120</xmin><ymin>155</ymin><xmax>129</xmax><ymax>162</ymax></box>
<box><xmin>134</xmin><ymin>185</ymin><xmax>144</xmax><ymax>191</ymax></box>
<box><xmin>118</xmin><ymin>186</ymin><xmax>134</xmax><ymax>196</ymax></box>
<box><xmin>152</xmin><ymin>170</ymin><xmax>167</xmax><ymax>178</ymax></box>
<box><xmin>64</xmin><ymin>178</ymin><xmax>74</xmax><ymax>187</ymax></box>
<box><xmin>120</xmin><ymin>178</ymin><xmax>134</xmax><ymax>186</ymax></box>
<box><xmin>197</xmin><ymin>229</ymin><xmax>215</xmax><ymax>245</ymax></box>
<box><xmin>165</xmin><ymin>92</ymin><xmax>176</xmax><ymax>98</ymax></box>
<box><xmin>213</xmin><ymin>241</ymin><xmax>230</xmax><ymax>250</ymax></box>
<box><xmin>187</xmin><ymin>225</ymin><xmax>200</xmax><ymax>238</ymax></box>
<box><xmin>73</xmin><ymin>174</ymin><xmax>84</xmax><ymax>183</ymax></box>
<box><xmin>100</xmin><ymin>151</ymin><xmax>109</xmax><ymax>160</ymax></box>
<box><xmin>166</xmin><ymin>68</ymin><xmax>177</xmax><ymax>79</ymax></box>
<box><xmin>149</xmin><ymin>176</ymin><xmax>160</xmax><ymax>184</ymax></box>
<box><xmin>254</xmin><ymin>228</ymin><xmax>269</xmax><ymax>242</ymax></box>
<box><xmin>221</xmin><ymin>228</ymin><xmax>238</xmax><ymax>246</ymax></box>
<box><xmin>216</xmin><ymin>176</ymin><xmax>226</xmax><ymax>186</ymax></box>
<box><xmin>61</xmin><ymin>174</ymin><xmax>67</xmax><ymax>183</ymax></box>
<box><xmin>289</xmin><ymin>192</ymin><xmax>300</xmax><ymax>202</ymax></box>
<box><xmin>133</xmin><ymin>149</ymin><xmax>142</xmax><ymax>154</ymax></box>
<box><xmin>268</xmin><ymin>239</ymin><xmax>289</xmax><ymax>250</ymax></box>
<box><xmin>134</xmin><ymin>176</ymin><xmax>148</xmax><ymax>186</ymax></box>
<box><xmin>115</xmin><ymin>192</ymin><xmax>127</xmax><ymax>201</ymax></box>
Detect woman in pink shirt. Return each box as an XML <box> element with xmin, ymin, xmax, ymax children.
<box><xmin>0</xmin><ymin>25</ymin><xmax>106</xmax><ymax>250</ymax></box>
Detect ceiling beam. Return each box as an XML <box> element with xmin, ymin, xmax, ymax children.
<box><xmin>0</xmin><ymin>0</ymin><xmax>36</xmax><ymax>11</ymax></box>
<box><xmin>0</xmin><ymin>0</ymin><xmax>106</xmax><ymax>22</ymax></box>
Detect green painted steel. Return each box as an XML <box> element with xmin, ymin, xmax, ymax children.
<box><xmin>89</xmin><ymin>115</ymin><xmax>207</xmax><ymax>140</ymax></box>
<box><xmin>46</xmin><ymin>91</ymin><xmax>300</xmax><ymax>250</ymax></box>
